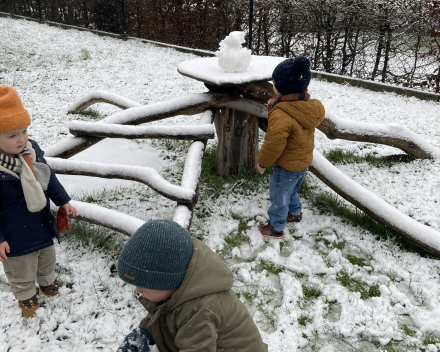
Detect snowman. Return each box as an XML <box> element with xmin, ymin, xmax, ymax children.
<box><xmin>216</xmin><ymin>31</ymin><xmax>252</xmax><ymax>73</ymax></box>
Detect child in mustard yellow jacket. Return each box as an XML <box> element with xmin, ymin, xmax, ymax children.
<box><xmin>257</xmin><ymin>57</ymin><xmax>325</xmax><ymax>238</ymax></box>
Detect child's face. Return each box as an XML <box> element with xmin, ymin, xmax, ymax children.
<box><xmin>135</xmin><ymin>286</ymin><xmax>176</xmax><ymax>302</ymax></box>
<box><xmin>0</xmin><ymin>127</ymin><xmax>29</xmax><ymax>157</ymax></box>
<box><xmin>272</xmin><ymin>81</ymin><xmax>282</xmax><ymax>97</ymax></box>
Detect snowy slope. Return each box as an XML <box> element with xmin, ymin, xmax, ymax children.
<box><xmin>1</xmin><ymin>17</ymin><xmax>440</xmax><ymax>352</ymax></box>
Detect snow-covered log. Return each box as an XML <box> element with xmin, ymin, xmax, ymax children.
<box><xmin>173</xmin><ymin>110</ymin><xmax>213</xmax><ymax>229</ymax></box>
<box><xmin>44</xmin><ymin>135</ymin><xmax>102</xmax><ymax>159</ymax></box>
<box><xmin>102</xmin><ymin>92</ymin><xmax>265</xmax><ymax>125</ymax></box>
<box><xmin>47</xmin><ymin>92</ymin><xmax>255</xmax><ymax>158</ymax></box>
<box><xmin>319</xmin><ymin>113</ymin><xmax>440</xmax><ymax>159</ymax></box>
<box><xmin>258</xmin><ymin>113</ymin><xmax>439</xmax><ymax>160</ymax></box>
<box><xmin>310</xmin><ymin>151</ymin><xmax>440</xmax><ymax>256</ymax></box>
<box><xmin>67</xmin><ymin>90</ymin><xmax>143</xmax><ymax>114</ymax></box>
<box><xmin>51</xmin><ymin>200</ymin><xmax>145</xmax><ymax>236</ymax></box>
<box><xmin>68</xmin><ymin>121</ymin><xmax>215</xmax><ymax>140</ymax></box>
<box><xmin>46</xmin><ymin>158</ymin><xmax>197</xmax><ymax>204</ymax></box>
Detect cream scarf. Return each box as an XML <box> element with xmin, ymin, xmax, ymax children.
<box><xmin>0</xmin><ymin>142</ymin><xmax>50</xmax><ymax>212</ymax></box>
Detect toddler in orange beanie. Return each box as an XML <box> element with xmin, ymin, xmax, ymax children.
<box><xmin>0</xmin><ymin>86</ymin><xmax>77</xmax><ymax>318</ymax></box>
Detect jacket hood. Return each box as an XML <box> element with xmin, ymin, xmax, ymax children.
<box><xmin>273</xmin><ymin>99</ymin><xmax>325</xmax><ymax>130</ymax></box>
<box><xmin>163</xmin><ymin>237</ymin><xmax>234</xmax><ymax>312</ymax></box>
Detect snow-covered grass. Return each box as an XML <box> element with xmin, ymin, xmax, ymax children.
<box><xmin>1</xmin><ymin>17</ymin><xmax>440</xmax><ymax>352</ymax></box>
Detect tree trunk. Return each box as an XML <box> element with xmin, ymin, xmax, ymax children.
<box><xmin>214</xmin><ymin>108</ymin><xmax>259</xmax><ymax>176</ymax></box>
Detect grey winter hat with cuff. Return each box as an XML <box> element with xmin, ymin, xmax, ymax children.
<box><xmin>117</xmin><ymin>220</ymin><xmax>193</xmax><ymax>291</ymax></box>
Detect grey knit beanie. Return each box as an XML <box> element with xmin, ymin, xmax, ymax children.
<box><xmin>117</xmin><ymin>220</ymin><xmax>193</xmax><ymax>290</ymax></box>
<box><xmin>272</xmin><ymin>56</ymin><xmax>312</xmax><ymax>95</ymax></box>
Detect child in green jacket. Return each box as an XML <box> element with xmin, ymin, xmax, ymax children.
<box><xmin>116</xmin><ymin>220</ymin><xmax>268</xmax><ymax>352</ymax></box>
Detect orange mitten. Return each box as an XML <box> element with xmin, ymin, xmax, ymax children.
<box><xmin>56</xmin><ymin>207</ymin><xmax>71</xmax><ymax>234</ymax></box>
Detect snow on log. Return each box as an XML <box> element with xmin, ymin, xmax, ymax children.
<box><xmin>173</xmin><ymin>204</ymin><xmax>194</xmax><ymax>230</ymax></box>
<box><xmin>319</xmin><ymin>113</ymin><xmax>440</xmax><ymax>159</ymax></box>
<box><xmin>46</xmin><ymin>157</ymin><xmax>197</xmax><ymax>204</ymax></box>
<box><xmin>180</xmin><ymin>141</ymin><xmax>206</xmax><ymax>191</ymax></box>
<box><xmin>67</xmin><ymin>90</ymin><xmax>143</xmax><ymax>114</ymax></box>
<box><xmin>310</xmin><ymin>151</ymin><xmax>440</xmax><ymax>256</ymax></box>
<box><xmin>173</xmin><ymin>110</ymin><xmax>213</xmax><ymax>229</ymax></box>
<box><xmin>44</xmin><ymin>135</ymin><xmax>104</xmax><ymax>159</ymax></box>
<box><xmin>68</xmin><ymin>121</ymin><xmax>215</xmax><ymax>140</ymax></box>
<box><xmin>102</xmin><ymin>93</ymin><xmax>263</xmax><ymax>125</ymax></box>
<box><xmin>258</xmin><ymin>112</ymin><xmax>439</xmax><ymax>160</ymax></box>
<box><xmin>51</xmin><ymin>200</ymin><xmax>145</xmax><ymax>236</ymax></box>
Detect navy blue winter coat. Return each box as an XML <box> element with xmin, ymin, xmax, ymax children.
<box><xmin>0</xmin><ymin>139</ymin><xmax>71</xmax><ymax>257</ymax></box>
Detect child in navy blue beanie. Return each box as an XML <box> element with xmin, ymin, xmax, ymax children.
<box><xmin>116</xmin><ymin>220</ymin><xmax>268</xmax><ymax>352</ymax></box>
<box><xmin>257</xmin><ymin>56</ymin><xmax>326</xmax><ymax>238</ymax></box>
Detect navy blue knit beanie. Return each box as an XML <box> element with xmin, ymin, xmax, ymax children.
<box><xmin>272</xmin><ymin>56</ymin><xmax>312</xmax><ymax>95</ymax></box>
<box><xmin>117</xmin><ymin>220</ymin><xmax>193</xmax><ymax>290</ymax></box>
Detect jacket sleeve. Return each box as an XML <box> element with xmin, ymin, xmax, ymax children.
<box><xmin>257</xmin><ymin>110</ymin><xmax>291</xmax><ymax>168</ymax></box>
<box><xmin>174</xmin><ymin>306</ymin><xmax>220</xmax><ymax>352</ymax></box>
<box><xmin>0</xmin><ymin>182</ymin><xmax>3</xmax><ymax>243</ymax></box>
<box><xmin>31</xmin><ymin>140</ymin><xmax>71</xmax><ymax>206</ymax></box>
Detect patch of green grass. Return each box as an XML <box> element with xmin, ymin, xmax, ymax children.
<box><xmin>224</xmin><ymin>219</ymin><xmax>251</xmax><ymax>248</ymax></box>
<box><xmin>302</xmin><ymin>283</ymin><xmax>322</xmax><ymax>300</ymax></box>
<box><xmin>401</xmin><ymin>324</ymin><xmax>416</xmax><ymax>337</ymax></box>
<box><xmin>309</xmin><ymin>191</ymin><xmax>437</xmax><ymax>259</ymax></box>
<box><xmin>258</xmin><ymin>259</ymin><xmax>284</xmax><ymax>275</ymax></box>
<box><xmin>224</xmin><ymin>232</ymin><xmax>248</xmax><ymax>248</ymax></box>
<box><xmin>198</xmin><ymin>147</ymin><xmax>273</xmax><ymax>200</ymax></box>
<box><xmin>80</xmin><ymin>48</ymin><xmax>91</xmax><ymax>60</ymax></box>
<box><xmin>336</xmin><ymin>270</ymin><xmax>381</xmax><ymax>300</ymax></box>
<box><xmin>241</xmin><ymin>290</ymin><xmax>258</xmax><ymax>302</ymax></box>
<box><xmin>346</xmin><ymin>254</ymin><xmax>369</xmax><ymax>267</ymax></box>
<box><xmin>378</xmin><ymin>343</ymin><xmax>408</xmax><ymax>352</ymax></box>
<box><xmin>61</xmin><ymin>219</ymin><xmax>125</xmax><ymax>258</ymax></box>
<box><xmin>423</xmin><ymin>331</ymin><xmax>440</xmax><ymax>346</ymax></box>
<box><xmin>298</xmin><ymin>313</ymin><xmax>312</xmax><ymax>326</ymax></box>
<box><xmin>323</xmin><ymin>148</ymin><xmax>407</xmax><ymax>167</ymax></box>
<box><xmin>79</xmin><ymin>108</ymin><xmax>101</xmax><ymax>119</ymax></box>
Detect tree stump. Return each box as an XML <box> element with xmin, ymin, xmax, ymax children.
<box><xmin>214</xmin><ymin>108</ymin><xmax>259</xmax><ymax>176</ymax></box>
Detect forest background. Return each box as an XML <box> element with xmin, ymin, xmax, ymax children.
<box><xmin>2</xmin><ymin>0</ymin><xmax>440</xmax><ymax>93</ymax></box>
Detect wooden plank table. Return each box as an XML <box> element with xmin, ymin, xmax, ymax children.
<box><xmin>177</xmin><ymin>56</ymin><xmax>283</xmax><ymax>176</ymax></box>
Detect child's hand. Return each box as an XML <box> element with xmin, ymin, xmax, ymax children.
<box><xmin>57</xmin><ymin>203</ymin><xmax>77</xmax><ymax>234</ymax></box>
<box><xmin>0</xmin><ymin>241</ymin><xmax>10</xmax><ymax>263</ymax></box>
<box><xmin>257</xmin><ymin>164</ymin><xmax>266</xmax><ymax>174</ymax></box>
<box><xmin>61</xmin><ymin>203</ymin><xmax>77</xmax><ymax>217</ymax></box>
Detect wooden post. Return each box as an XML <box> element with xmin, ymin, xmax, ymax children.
<box><xmin>214</xmin><ymin>108</ymin><xmax>259</xmax><ymax>176</ymax></box>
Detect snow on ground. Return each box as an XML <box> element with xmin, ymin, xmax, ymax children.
<box><xmin>1</xmin><ymin>17</ymin><xmax>440</xmax><ymax>352</ymax></box>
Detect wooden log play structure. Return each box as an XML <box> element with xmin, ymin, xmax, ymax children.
<box><xmin>47</xmin><ymin>55</ymin><xmax>440</xmax><ymax>256</ymax></box>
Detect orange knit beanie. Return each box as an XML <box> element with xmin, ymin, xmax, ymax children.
<box><xmin>0</xmin><ymin>86</ymin><xmax>31</xmax><ymax>133</ymax></box>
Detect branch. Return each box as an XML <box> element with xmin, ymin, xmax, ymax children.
<box><xmin>51</xmin><ymin>200</ymin><xmax>145</xmax><ymax>237</ymax></box>
<box><xmin>310</xmin><ymin>151</ymin><xmax>440</xmax><ymax>256</ymax></box>
<box><xmin>318</xmin><ymin>113</ymin><xmax>440</xmax><ymax>159</ymax></box>
<box><xmin>46</xmin><ymin>158</ymin><xmax>197</xmax><ymax>204</ymax></box>
<box><xmin>68</xmin><ymin>121</ymin><xmax>215</xmax><ymax>140</ymax></box>
<box><xmin>67</xmin><ymin>90</ymin><xmax>143</xmax><ymax>114</ymax></box>
<box><xmin>173</xmin><ymin>109</ymin><xmax>213</xmax><ymax>230</ymax></box>
<box><xmin>47</xmin><ymin>92</ymin><xmax>263</xmax><ymax>158</ymax></box>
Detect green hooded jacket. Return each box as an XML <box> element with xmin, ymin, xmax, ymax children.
<box><xmin>138</xmin><ymin>237</ymin><xmax>268</xmax><ymax>352</ymax></box>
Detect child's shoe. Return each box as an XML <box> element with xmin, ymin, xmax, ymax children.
<box><xmin>258</xmin><ymin>222</ymin><xmax>283</xmax><ymax>239</ymax></box>
<box><xmin>19</xmin><ymin>294</ymin><xmax>40</xmax><ymax>318</ymax></box>
<box><xmin>286</xmin><ymin>212</ymin><xmax>302</xmax><ymax>223</ymax></box>
<box><xmin>39</xmin><ymin>279</ymin><xmax>62</xmax><ymax>296</ymax></box>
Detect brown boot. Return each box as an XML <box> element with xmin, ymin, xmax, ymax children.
<box><xmin>258</xmin><ymin>222</ymin><xmax>284</xmax><ymax>239</ymax></box>
<box><xmin>39</xmin><ymin>279</ymin><xmax>62</xmax><ymax>296</ymax></box>
<box><xmin>19</xmin><ymin>294</ymin><xmax>40</xmax><ymax>318</ymax></box>
<box><xmin>287</xmin><ymin>212</ymin><xmax>302</xmax><ymax>223</ymax></box>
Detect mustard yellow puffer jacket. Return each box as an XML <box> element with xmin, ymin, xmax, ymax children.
<box><xmin>257</xmin><ymin>99</ymin><xmax>325</xmax><ymax>172</ymax></box>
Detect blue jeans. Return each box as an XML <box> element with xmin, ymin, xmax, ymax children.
<box><xmin>268</xmin><ymin>166</ymin><xmax>307</xmax><ymax>232</ymax></box>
